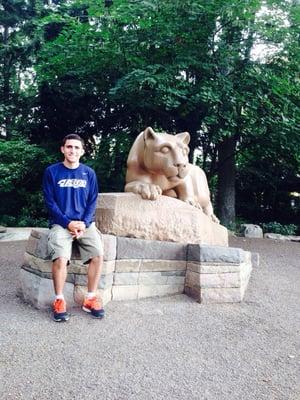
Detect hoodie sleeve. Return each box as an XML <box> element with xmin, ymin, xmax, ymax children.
<box><xmin>42</xmin><ymin>168</ymin><xmax>71</xmax><ymax>229</ymax></box>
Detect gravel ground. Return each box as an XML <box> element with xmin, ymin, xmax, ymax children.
<box><xmin>0</xmin><ymin>237</ymin><xmax>299</xmax><ymax>400</ymax></box>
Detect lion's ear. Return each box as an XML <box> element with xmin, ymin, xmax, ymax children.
<box><xmin>143</xmin><ymin>127</ymin><xmax>157</xmax><ymax>142</ymax></box>
<box><xmin>176</xmin><ymin>131</ymin><xmax>190</xmax><ymax>145</ymax></box>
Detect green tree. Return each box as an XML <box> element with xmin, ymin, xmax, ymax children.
<box><xmin>0</xmin><ymin>137</ymin><xmax>53</xmax><ymax>226</ymax></box>
<box><xmin>0</xmin><ymin>0</ymin><xmax>42</xmax><ymax>138</ymax></box>
<box><xmin>1</xmin><ymin>0</ymin><xmax>298</xmax><ymax>227</ymax></box>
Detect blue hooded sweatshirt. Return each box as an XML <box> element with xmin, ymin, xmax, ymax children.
<box><xmin>43</xmin><ymin>162</ymin><xmax>99</xmax><ymax>228</ymax></box>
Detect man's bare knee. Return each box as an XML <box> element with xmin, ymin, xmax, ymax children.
<box><xmin>53</xmin><ymin>257</ymin><xmax>68</xmax><ymax>269</ymax></box>
<box><xmin>90</xmin><ymin>255</ymin><xmax>102</xmax><ymax>264</ymax></box>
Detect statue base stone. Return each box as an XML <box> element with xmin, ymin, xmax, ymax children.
<box><xmin>19</xmin><ymin>229</ymin><xmax>256</xmax><ymax>309</ymax></box>
<box><xmin>96</xmin><ymin>193</ymin><xmax>228</xmax><ymax>246</ymax></box>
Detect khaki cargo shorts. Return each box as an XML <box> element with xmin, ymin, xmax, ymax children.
<box><xmin>48</xmin><ymin>222</ymin><xmax>104</xmax><ymax>264</ymax></box>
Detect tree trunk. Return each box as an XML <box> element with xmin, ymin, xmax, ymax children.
<box><xmin>3</xmin><ymin>25</ymin><xmax>11</xmax><ymax>139</ymax></box>
<box><xmin>216</xmin><ymin>136</ymin><xmax>236</xmax><ymax>227</ymax></box>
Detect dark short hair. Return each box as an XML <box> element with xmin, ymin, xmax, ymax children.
<box><xmin>62</xmin><ymin>134</ymin><xmax>85</xmax><ymax>147</ymax></box>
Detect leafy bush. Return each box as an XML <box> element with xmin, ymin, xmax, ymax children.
<box><xmin>261</xmin><ymin>221</ymin><xmax>297</xmax><ymax>236</ymax></box>
<box><xmin>0</xmin><ymin>214</ymin><xmax>48</xmax><ymax>228</ymax></box>
<box><xmin>0</xmin><ymin>138</ymin><xmax>55</xmax><ymax>227</ymax></box>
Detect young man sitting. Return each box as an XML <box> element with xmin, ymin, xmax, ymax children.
<box><xmin>43</xmin><ymin>134</ymin><xmax>104</xmax><ymax>322</ymax></box>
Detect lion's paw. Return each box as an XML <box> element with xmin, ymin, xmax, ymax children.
<box><xmin>211</xmin><ymin>214</ymin><xmax>220</xmax><ymax>224</ymax></box>
<box><xmin>183</xmin><ymin>199</ymin><xmax>203</xmax><ymax>211</ymax></box>
<box><xmin>139</xmin><ymin>183</ymin><xmax>162</xmax><ymax>200</ymax></box>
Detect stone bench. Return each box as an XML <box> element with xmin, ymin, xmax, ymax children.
<box><xmin>20</xmin><ymin>229</ymin><xmax>256</xmax><ymax>309</ymax></box>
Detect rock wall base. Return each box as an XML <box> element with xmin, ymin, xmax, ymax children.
<box><xmin>20</xmin><ymin>229</ymin><xmax>256</xmax><ymax>309</ymax></box>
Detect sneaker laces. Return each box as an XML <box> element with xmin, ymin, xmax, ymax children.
<box><xmin>86</xmin><ymin>297</ymin><xmax>101</xmax><ymax>310</ymax></box>
<box><xmin>53</xmin><ymin>299</ymin><xmax>66</xmax><ymax>313</ymax></box>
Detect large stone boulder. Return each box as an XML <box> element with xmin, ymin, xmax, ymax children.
<box><xmin>241</xmin><ymin>224</ymin><xmax>263</xmax><ymax>238</ymax></box>
<box><xmin>96</xmin><ymin>193</ymin><xmax>228</xmax><ymax>247</ymax></box>
<box><xmin>0</xmin><ymin>226</ymin><xmax>7</xmax><ymax>233</ymax></box>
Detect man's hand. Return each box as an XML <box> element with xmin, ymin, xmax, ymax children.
<box><xmin>67</xmin><ymin>221</ymin><xmax>86</xmax><ymax>239</ymax></box>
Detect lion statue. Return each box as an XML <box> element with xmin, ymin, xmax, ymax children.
<box><xmin>125</xmin><ymin>127</ymin><xmax>219</xmax><ymax>223</ymax></box>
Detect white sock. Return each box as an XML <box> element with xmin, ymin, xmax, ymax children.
<box><xmin>86</xmin><ymin>292</ymin><xmax>95</xmax><ymax>299</ymax></box>
<box><xmin>55</xmin><ymin>294</ymin><xmax>64</xmax><ymax>300</ymax></box>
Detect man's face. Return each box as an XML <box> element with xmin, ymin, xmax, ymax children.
<box><xmin>61</xmin><ymin>139</ymin><xmax>84</xmax><ymax>164</ymax></box>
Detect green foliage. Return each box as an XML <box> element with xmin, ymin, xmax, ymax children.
<box><xmin>261</xmin><ymin>222</ymin><xmax>297</xmax><ymax>236</ymax></box>
<box><xmin>87</xmin><ymin>131</ymin><xmax>132</xmax><ymax>192</ymax></box>
<box><xmin>0</xmin><ymin>138</ymin><xmax>54</xmax><ymax>227</ymax></box>
<box><xmin>0</xmin><ymin>0</ymin><xmax>299</xmax><ymax>227</ymax></box>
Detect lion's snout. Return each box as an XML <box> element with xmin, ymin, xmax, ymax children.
<box><xmin>176</xmin><ymin>163</ymin><xmax>188</xmax><ymax>177</ymax></box>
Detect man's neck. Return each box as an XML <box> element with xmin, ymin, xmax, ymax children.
<box><xmin>63</xmin><ymin>160</ymin><xmax>80</xmax><ymax>169</ymax></box>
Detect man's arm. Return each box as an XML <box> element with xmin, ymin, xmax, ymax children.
<box><xmin>42</xmin><ymin>168</ymin><xmax>71</xmax><ymax>229</ymax></box>
<box><xmin>82</xmin><ymin>170</ymin><xmax>99</xmax><ymax>227</ymax></box>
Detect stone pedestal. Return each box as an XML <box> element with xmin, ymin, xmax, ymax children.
<box><xmin>20</xmin><ymin>229</ymin><xmax>255</xmax><ymax>309</ymax></box>
<box><xmin>185</xmin><ymin>245</ymin><xmax>253</xmax><ymax>303</ymax></box>
<box><xmin>96</xmin><ymin>193</ymin><xmax>228</xmax><ymax>246</ymax></box>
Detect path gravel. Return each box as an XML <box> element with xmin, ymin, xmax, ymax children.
<box><xmin>0</xmin><ymin>237</ymin><xmax>299</xmax><ymax>400</ymax></box>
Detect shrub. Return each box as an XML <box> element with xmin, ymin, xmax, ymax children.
<box><xmin>0</xmin><ymin>137</ymin><xmax>55</xmax><ymax>227</ymax></box>
<box><xmin>261</xmin><ymin>221</ymin><xmax>297</xmax><ymax>236</ymax></box>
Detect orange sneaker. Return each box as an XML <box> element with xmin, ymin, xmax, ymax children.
<box><xmin>52</xmin><ymin>298</ymin><xmax>70</xmax><ymax>322</ymax></box>
<box><xmin>82</xmin><ymin>297</ymin><xmax>105</xmax><ymax>319</ymax></box>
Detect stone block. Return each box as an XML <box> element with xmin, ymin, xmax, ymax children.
<box><xmin>184</xmin><ymin>286</ymin><xmax>200</xmax><ymax>301</ymax></box>
<box><xmin>240</xmin><ymin>262</ymin><xmax>252</xmax><ymax>294</ymax></box>
<box><xmin>187</xmin><ymin>261</ymin><xmax>241</xmax><ymax>274</ymax></box>
<box><xmin>140</xmin><ymin>260</ymin><xmax>187</xmax><ymax>272</ymax></box>
<box><xmin>103</xmin><ymin>234</ymin><xmax>117</xmax><ymax>261</ymax></box>
<box><xmin>113</xmin><ymin>270</ymin><xmax>186</xmax><ymax>286</ymax></box>
<box><xmin>188</xmin><ymin>244</ymin><xmax>246</xmax><ymax>264</ymax></box>
<box><xmin>24</xmin><ymin>253</ymin><xmax>52</xmax><ymax>273</ymax></box>
<box><xmin>113</xmin><ymin>272</ymin><xmax>139</xmax><ymax>285</ymax></box>
<box><xmin>115</xmin><ymin>260</ymin><xmax>141</xmax><ymax>272</ymax></box>
<box><xmin>74</xmin><ymin>285</ymin><xmax>112</xmax><ymax>306</ymax></box>
<box><xmin>162</xmin><ymin>270</ymin><xmax>186</xmax><ymax>285</ymax></box>
<box><xmin>67</xmin><ymin>261</ymin><xmax>88</xmax><ymax>274</ymax></box>
<box><xmin>19</xmin><ymin>268</ymin><xmax>75</xmax><ymax>309</ymax></box>
<box><xmin>200</xmin><ymin>272</ymin><xmax>240</xmax><ymax>288</ymax></box>
<box><xmin>22</xmin><ymin>265</ymin><xmax>75</xmax><ymax>284</ymax></box>
<box><xmin>112</xmin><ymin>285</ymin><xmax>139</xmax><ymax>301</ymax></box>
<box><xmin>166</xmin><ymin>275</ymin><xmax>186</xmax><ymax>285</ymax></box>
<box><xmin>138</xmin><ymin>284</ymin><xmax>184</xmax><ymax>299</ymax></box>
<box><xmin>115</xmin><ymin>259</ymin><xmax>187</xmax><ymax>273</ymax></box>
<box><xmin>117</xmin><ymin>236</ymin><xmax>187</xmax><ymax>260</ymax></box>
<box><xmin>185</xmin><ymin>270</ymin><xmax>200</xmax><ymax>288</ymax></box>
<box><xmin>139</xmin><ymin>272</ymin><xmax>168</xmax><ymax>285</ymax></box>
<box><xmin>26</xmin><ymin>230</ymin><xmax>50</xmax><ymax>259</ymax></box>
<box><xmin>74</xmin><ymin>273</ymin><xmax>114</xmax><ymax>289</ymax></box>
<box><xmin>96</xmin><ymin>193</ymin><xmax>228</xmax><ymax>246</ymax></box>
<box><xmin>101</xmin><ymin>260</ymin><xmax>116</xmax><ymax>275</ymax></box>
<box><xmin>69</xmin><ymin>260</ymin><xmax>115</xmax><ymax>275</ymax></box>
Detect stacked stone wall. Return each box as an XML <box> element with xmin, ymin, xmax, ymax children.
<box><xmin>20</xmin><ymin>229</ymin><xmax>256</xmax><ymax>309</ymax></box>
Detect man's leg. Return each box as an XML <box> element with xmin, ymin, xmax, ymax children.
<box><xmin>48</xmin><ymin>225</ymin><xmax>73</xmax><ymax>322</ymax></box>
<box><xmin>52</xmin><ymin>257</ymin><xmax>68</xmax><ymax>295</ymax></box>
<box><xmin>51</xmin><ymin>257</ymin><xmax>70</xmax><ymax>322</ymax></box>
<box><xmin>87</xmin><ymin>255</ymin><xmax>103</xmax><ymax>293</ymax></box>
<box><xmin>78</xmin><ymin>223</ymin><xmax>105</xmax><ymax>318</ymax></box>
<box><xmin>82</xmin><ymin>255</ymin><xmax>105</xmax><ymax>318</ymax></box>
